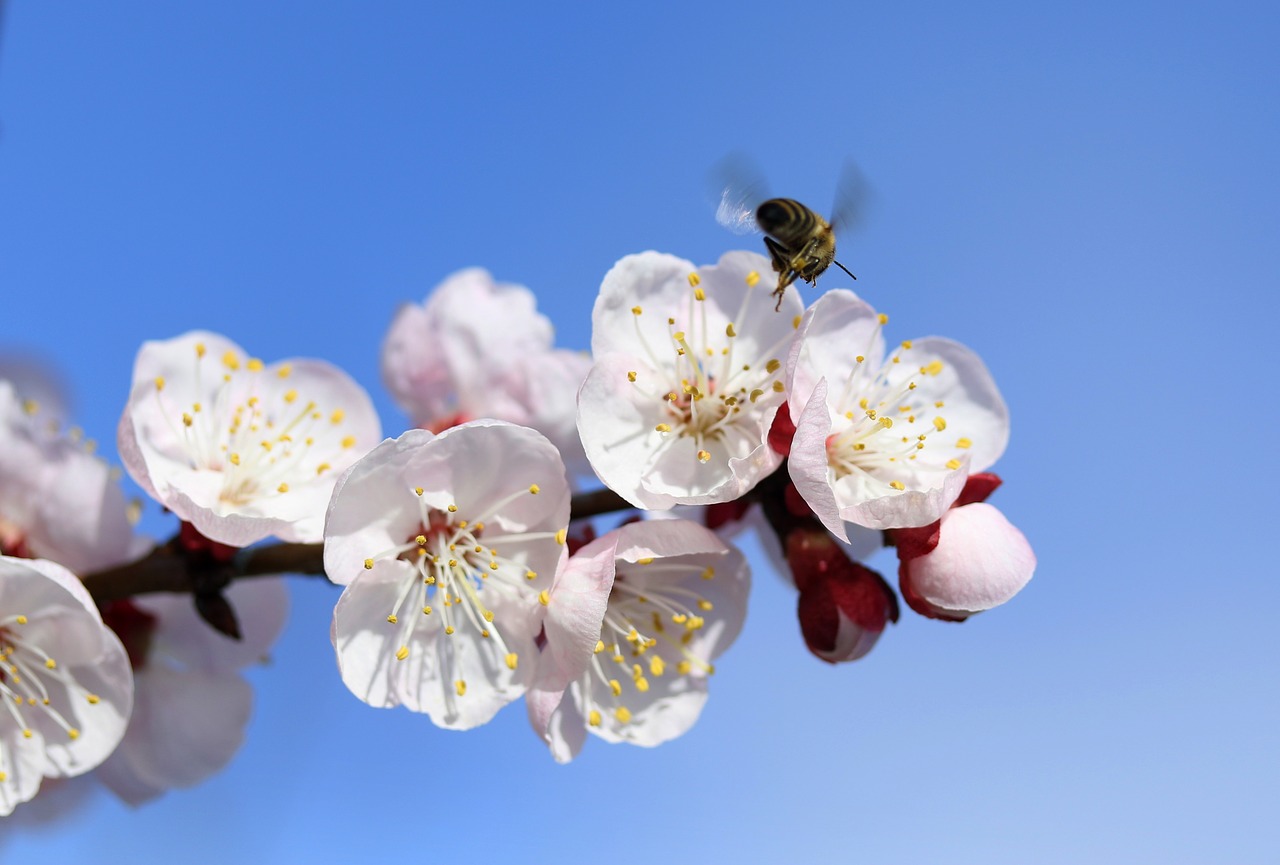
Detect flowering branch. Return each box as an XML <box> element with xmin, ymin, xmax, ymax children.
<box><xmin>79</xmin><ymin>486</ymin><xmax>640</xmax><ymax>604</ymax></box>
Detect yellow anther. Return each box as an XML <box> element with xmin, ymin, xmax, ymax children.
<box><xmin>45</xmin><ymin>658</ymin><xmax>56</xmax><ymax>669</ymax></box>
<box><xmin>901</xmin><ymin>340</ymin><xmax>913</xmax><ymax>349</ymax></box>
<box><xmin>483</xmin><ymin>610</ymin><xmax>495</xmax><ymax>623</ymax></box>
<box><xmin>87</xmin><ymin>694</ymin><xmax>100</xmax><ymax>704</ymax></box>
<box><xmin>247</xmin><ymin>358</ymin><xmax>264</xmax><ymax>372</ymax></box>
<box><xmin>890</xmin><ymin>481</ymin><xmax>906</xmax><ymax>490</ymax></box>
<box><xmin>363</xmin><ymin>558</ymin><xmax>374</xmax><ymax>570</ymax></box>
<box><xmin>260</xmin><ymin>440</ymin><xmax>272</xmax><ymax>451</ymax></box>
<box><xmin>933</xmin><ymin>416</ymin><xmax>947</xmax><ymax>431</ymax></box>
<box><xmin>859</xmin><ymin>397</ymin><xmax>869</xmax><ymax>409</ymax></box>
<box><xmin>395</xmin><ymin>646</ymin><xmax>409</xmax><ymax>661</ymax></box>
<box><xmin>924</xmin><ymin>360</ymin><xmax>944</xmax><ymax>375</ymax></box>
<box><xmin>878</xmin><ymin>313</ymin><xmax>889</xmax><ymax>325</ymax></box>
<box><xmin>505</xmin><ymin>653</ymin><xmax>519</xmax><ymax>671</ymax></box>
<box><xmin>946</xmin><ymin>458</ymin><xmax>962</xmax><ymax>470</ymax></box>
<box><xmin>386</xmin><ymin>614</ymin><xmax>398</xmax><ymax>624</ymax></box>
<box><xmin>649</xmin><ymin>656</ymin><xmax>665</xmax><ymax>676</ymax></box>
<box><xmin>595</xmin><ymin>640</ymin><xmax>606</xmax><ymax>654</ymax></box>
<box><xmin>588</xmin><ymin>710</ymin><xmax>602</xmax><ymax>727</ymax></box>
<box><xmin>726</xmin><ymin>323</ymin><xmax>738</xmax><ymax>338</ymax></box>
<box><xmin>671</xmin><ymin>613</ymin><xmax>688</xmax><ymax>624</ymax></box>
<box><xmin>609</xmin><ymin>679</ymin><xmax>622</xmax><ymax>697</ymax></box>
<box><xmin>749</xmin><ymin>388</ymin><xmax>764</xmax><ymax>403</ymax></box>
<box><xmin>455</xmin><ymin>680</ymin><xmax>466</xmax><ymax>696</ymax></box>
<box><xmin>14</xmin><ymin>616</ymin><xmax>26</xmax><ymax>625</ymax></box>
<box><xmin>793</xmin><ymin>315</ymin><xmax>802</xmax><ymax>329</ymax></box>
<box><xmin>445</xmin><ymin>625</ymin><xmax>455</xmax><ymax>635</ymax></box>
<box><xmin>677</xmin><ymin>660</ymin><xmax>692</xmax><ymax>674</ymax></box>
<box><xmin>694</xmin><ymin>449</ymin><xmax>711</xmax><ymax>463</ymax></box>
<box><xmin>631</xmin><ymin>305</ymin><xmax>643</xmax><ymax>315</ymax></box>
<box><xmin>935</xmin><ymin>400</ymin><xmax>945</xmax><ymax>408</ymax></box>
<box><xmin>745</xmin><ymin>270</ymin><xmax>760</xmax><ymax>287</ymax></box>
<box><xmin>229</xmin><ymin>453</ymin><xmax>241</xmax><ymax>466</ymax></box>
<box><xmin>222</xmin><ymin>350</ymin><xmax>240</xmax><ymax>370</ymax></box>
<box><xmin>538</xmin><ymin>590</ymin><xmax>550</xmax><ymax>606</ymax></box>
<box><xmin>447</xmin><ymin>504</ymin><xmax>457</xmax><ymax>512</ymax></box>
<box><xmin>697</xmin><ymin>599</ymin><xmax>713</xmax><ymax>611</ymax></box>
<box><xmin>67</xmin><ymin>728</ymin><xmax>80</xmax><ymax>740</ymax></box>
<box><xmin>626</xmin><ymin>370</ymin><xmax>637</xmax><ymax>382</ymax></box>
<box><xmin>772</xmin><ymin>381</ymin><xmax>785</xmax><ymax>392</ymax></box>
<box><xmin>421</xmin><ymin>605</ymin><xmax>432</xmax><ymax>615</ymax></box>
<box><xmin>182</xmin><ymin>413</ymin><xmax>193</xmax><ymax>427</ymax></box>
<box><xmin>879</xmin><ymin>416</ymin><xmax>894</xmax><ymax>429</ymax></box>
<box><xmin>154</xmin><ymin>376</ymin><xmax>166</xmax><ymax>391</ymax></box>
<box><xmin>529</xmin><ymin>483</ymin><xmax>540</xmax><ymax>495</ymax></box>
<box><xmin>341</xmin><ymin>435</ymin><xmax>356</xmax><ymax>448</ymax></box>
<box><xmin>525</xmin><ymin>569</ymin><xmax>537</xmax><ymax>581</ymax></box>
<box><xmin>766</xmin><ymin>358</ymin><xmax>781</xmax><ymax>374</ymax></box>
<box><xmin>615</xmin><ymin>706</ymin><xmax>632</xmax><ymax>724</ymax></box>
<box><xmin>277</xmin><ymin>363</ymin><xmax>292</xmax><ymax>378</ymax></box>
<box><xmin>701</xmin><ymin>567</ymin><xmax>715</xmax><ymax>580</ymax></box>
<box><xmin>688</xmin><ymin>271</ymin><xmax>702</xmax><ymax>288</ymax></box>
<box><xmin>555</xmin><ymin>529</ymin><xmax>567</xmax><ymax>545</ymax></box>
<box><xmin>635</xmin><ymin>677</ymin><xmax>650</xmax><ymax>693</ymax></box>
<box><xmin>956</xmin><ymin>437</ymin><xmax>973</xmax><ymax>449</ymax></box>
<box><xmin>195</xmin><ymin>342</ymin><xmax>207</xmax><ymax>358</ymax></box>
<box><xmin>277</xmin><ymin>483</ymin><xmax>289</xmax><ymax>493</ymax></box>
<box><xmin>636</xmin><ymin>557</ymin><xmax>654</xmax><ymax>566</ymax></box>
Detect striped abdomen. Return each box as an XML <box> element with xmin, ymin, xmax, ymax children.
<box><xmin>755</xmin><ymin>198</ymin><xmax>829</xmax><ymax>249</ymax></box>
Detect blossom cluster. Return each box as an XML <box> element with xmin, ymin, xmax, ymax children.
<box><xmin>0</xmin><ymin>246</ymin><xmax>1033</xmax><ymax>817</ymax></box>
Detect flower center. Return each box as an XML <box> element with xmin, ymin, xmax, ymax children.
<box><xmin>825</xmin><ymin>329</ymin><xmax>972</xmax><ymax>490</ymax></box>
<box><xmin>626</xmin><ymin>269</ymin><xmax>790</xmax><ymax>466</ymax></box>
<box><xmin>150</xmin><ymin>343</ymin><xmax>360</xmax><ymax>510</ymax></box>
<box><xmin>579</xmin><ymin>559</ymin><xmax>718</xmax><ymax>728</ymax></box>
<box><xmin>361</xmin><ymin>482</ymin><xmax>560</xmax><ymax>697</ymax></box>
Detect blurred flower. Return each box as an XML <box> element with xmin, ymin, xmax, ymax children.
<box><xmin>786</xmin><ymin>289</ymin><xmax>1009</xmax><ymax>536</ymax></box>
<box><xmin>93</xmin><ymin>578</ymin><xmax>289</xmax><ymax>805</ymax></box>
<box><xmin>577</xmin><ymin>251</ymin><xmax>802</xmax><ymax>509</ymax></box>
<box><xmin>381</xmin><ymin>268</ymin><xmax>590</xmax><ymax>473</ymax></box>
<box><xmin>0</xmin><ymin>556</ymin><xmax>133</xmax><ymax>816</ymax></box>
<box><xmin>786</xmin><ymin>527</ymin><xmax>898</xmax><ymax>664</ymax></box>
<box><xmin>529</xmin><ymin>519</ymin><xmax>750</xmax><ymax>762</ymax></box>
<box><xmin>325</xmin><ymin>422</ymin><xmax>602</xmax><ymax>730</ymax></box>
<box><xmin>0</xmin><ymin>380</ymin><xmax>143</xmax><ymax>573</ymax></box>
<box><xmin>118</xmin><ymin>330</ymin><xmax>381</xmax><ymax>547</ymax></box>
<box><xmin>891</xmin><ymin>473</ymin><xmax>1035</xmax><ymax>621</ymax></box>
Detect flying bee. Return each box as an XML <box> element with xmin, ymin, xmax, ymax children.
<box><xmin>714</xmin><ymin>156</ymin><xmax>868</xmax><ymax>310</ymax></box>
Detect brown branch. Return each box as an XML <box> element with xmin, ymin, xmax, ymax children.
<box><xmin>80</xmin><ymin>485</ymin><xmax>639</xmax><ymax>604</ymax></box>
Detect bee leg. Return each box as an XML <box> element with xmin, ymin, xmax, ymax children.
<box><xmin>763</xmin><ymin>237</ymin><xmax>798</xmax><ymax>311</ymax></box>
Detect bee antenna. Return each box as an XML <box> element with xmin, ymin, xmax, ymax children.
<box><xmin>833</xmin><ymin>260</ymin><xmax>857</xmax><ymax>281</ymax></box>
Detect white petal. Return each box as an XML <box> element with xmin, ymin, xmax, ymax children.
<box><xmin>95</xmin><ymin>666</ymin><xmax>251</xmax><ymax>805</ymax></box>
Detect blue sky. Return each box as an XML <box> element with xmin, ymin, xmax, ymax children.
<box><xmin>1</xmin><ymin>2</ymin><xmax>1277</xmax><ymax>862</ymax></box>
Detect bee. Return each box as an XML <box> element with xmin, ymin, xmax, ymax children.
<box><xmin>714</xmin><ymin>156</ymin><xmax>867</xmax><ymax>310</ymax></box>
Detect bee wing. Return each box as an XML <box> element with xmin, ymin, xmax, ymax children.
<box><xmin>709</xmin><ymin>152</ymin><xmax>770</xmax><ymax>236</ymax></box>
<box><xmin>828</xmin><ymin>159</ymin><xmax>873</xmax><ymax>236</ymax></box>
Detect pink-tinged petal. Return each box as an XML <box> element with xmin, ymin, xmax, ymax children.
<box><xmin>0</xmin><ymin>382</ymin><xmax>140</xmax><ymax>573</ymax></box>
<box><xmin>788</xmin><ymin>378</ymin><xmax>850</xmax><ymax>541</ymax></box>
<box><xmin>906</xmin><ymin>337</ymin><xmax>1009</xmax><ymax>472</ymax></box>
<box><xmin>323</xmin><ymin>430</ymin><xmax>436</xmax><ymax>586</ymax></box>
<box><xmin>134</xmin><ymin>578</ymin><xmax>289</xmax><ymax>673</ymax></box>
<box><xmin>838</xmin><ymin>461</ymin><xmax>969</xmax><ymax>531</ymax></box>
<box><xmin>95</xmin><ymin>666</ymin><xmax>251</xmax><ymax>806</ymax></box>
<box><xmin>539</xmin><ymin>691</ymin><xmax>588</xmax><ymax>764</ymax></box>
<box><xmin>531</xmin><ymin>540</ymin><xmax>616</xmax><ymax>732</ymax></box>
<box><xmin>900</xmin><ymin>503</ymin><xmax>1035</xmax><ymax>620</ymax></box>
<box><xmin>787</xmin><ymin>289</ymin><xmax>885</xmax><ymax>423</ymax></box>
<box><xmin>119</xmin><ymin>331</ymin><xmax>381</xmax><ymax>547</ymax></box>
<box><xmin>0</xmin><ymin>557</ymin><xmax>134</xmax><ymax>789</ymax></box>
<box><xmin>332</xmin><ymin>564</ymin><xmax>536</xmax><ymax>730</ymax></box>
<box><xmin>591</xmin><ymin>252</ymin><xmax>697</xmax><ymax>358</ymax></box>
<box><xmin>0</xmin><ymin>728</ymin><xmax>47</xmax><ymax>816</ymax></box>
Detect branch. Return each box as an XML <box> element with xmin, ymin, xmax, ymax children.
<box><xmin>80</xmin><ymin>485</ymin><xmax>640</xmax><ymax>603</ymax></box>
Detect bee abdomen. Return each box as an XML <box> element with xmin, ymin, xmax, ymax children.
<box><xmin>756</xmin><ymin>198</ymin><xmax>822</xmax><ymax>247</ymax></box>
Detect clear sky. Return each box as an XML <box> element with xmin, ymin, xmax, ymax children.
<box><xmin>1</xmin><ymin>2</ymin><xmax>1277</xmax><ymax>862</ymax></box>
